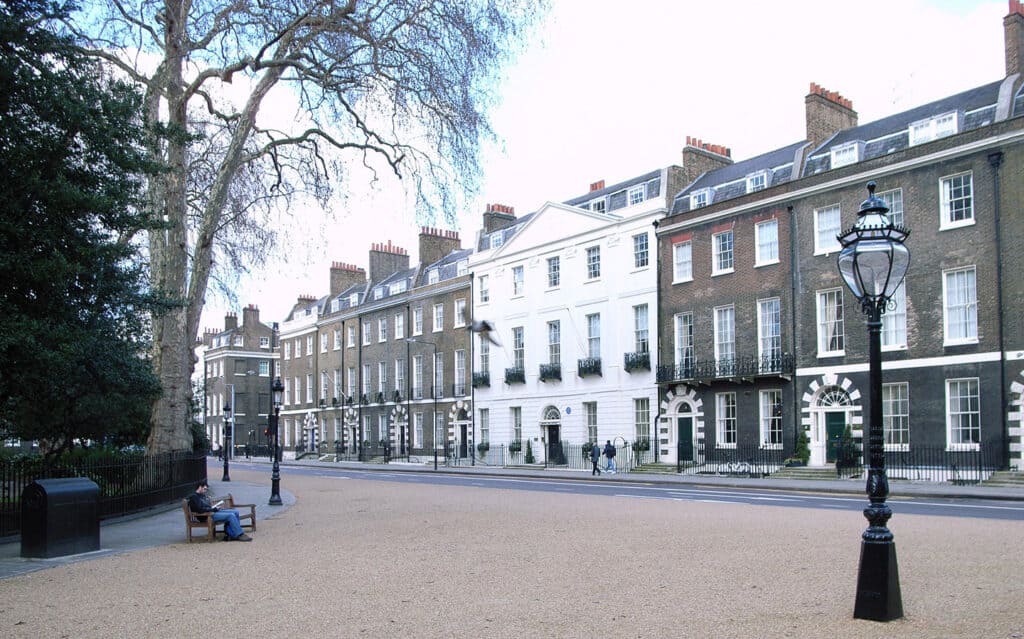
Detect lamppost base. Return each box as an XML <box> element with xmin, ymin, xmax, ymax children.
<box><xmin>854</xmin><ymin>539</ymin><xmax>903</xmax><ymax>621</ymax></box>
<box><xmin>268</xmin><ymin>493</ymin><xmax>283</xmax><ymax>506</ymax></box>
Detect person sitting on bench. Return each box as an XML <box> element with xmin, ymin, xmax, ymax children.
<box><xmin>187</xmin><ymin>480</ymin><xmax>252</xmax><ymax>542</ymax></box>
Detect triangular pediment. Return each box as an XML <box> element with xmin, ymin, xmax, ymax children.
<box><xmin>489</xmin><ymin>201</ymin><xmax>619</xmax><ymax>257</ymax></box>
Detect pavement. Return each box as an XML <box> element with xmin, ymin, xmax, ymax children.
<box><xmin>0</xmin><ymin>456</ymin><xmax>1020</xmax><ymax>581</ymax></box>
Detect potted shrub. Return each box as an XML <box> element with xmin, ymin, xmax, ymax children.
<box><xmin>524</xmin><ymin>439</ymin><xmax>535</xmax><ymax>464</ymax></box>
<box><xmin>477</xmin><ymin>441</ymin><xmax>490</xmax><ymax>455</ymax></box>
<box><xmin>785</xmin><ymin>431</ymin><xmax>810</xmax><ymax>466</ymax></box>
<box><xmin>582</xmin><ymin>441</ymin><xmax>594</xmax><ymax>459</ymax></box>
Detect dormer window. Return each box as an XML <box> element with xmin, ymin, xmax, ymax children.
<box><xmin>746</xmin><ymin>171</ymin><xmax>769</xmax><ymax>193</ymax></box>
<box><xmin>830</xmin><ymin>141</ymin><xmax>862</xmax><ymax>169</ymax></box>
<box><xmin>389</xmin><ymin>280</ymin><xmax>407</xmax><ymax>295</ymax></box>
<box><xmin>456</xmin><ymin>259</ymin><xmax>468</xmax><ymax>276</ymax></box>
<box><xmin>489</xmin><ymin>233</ymin><xmax>503</xmax><ymax>249</ymax></box>
<box><xmin>589</xmin><ymin>199</ymin><xmax>606</xmax><ymax>213</ymax></box>
<box><xmin>909</xmin><ymin>111</ymin><xmax>959</xmax><ymax>146</ymax></box>
<box><xmin>330</xmin><ymin>299</ymin><xmax>339</xmax><ymax>312</ymax></box>
<box><xmin>628</xmin><ymin>185</ymin><xmax>645</xmax><ymax>206</ymax></box>
<box><xmin>427</xmin><ymin>268</ymin><xmax>439</xmax><ymax>284</ymax></box>
<box><xmin>690</xmin><ymin>188</ymin><xmax>713</xmax><ymax>209</ymax></box>
<box><xmin>374</xmin><ymin>287</ymin><xmax>385</xmax><ymax>300</ymax></box>
<box><xmin>349</xmin><ymin>293</ymin><xmax>359</xmax><ymax>305</ymax></box>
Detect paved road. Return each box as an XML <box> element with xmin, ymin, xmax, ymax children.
<box><xmin>233</xmin><ymin>458</ymin><xmax>1024</xmax><ymax>520</ymax></box>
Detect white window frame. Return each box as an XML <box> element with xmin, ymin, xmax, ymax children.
<box><xmin>361</xmin><ymin>364</ymin><xmax>371</xmax><ymax>396</ymax></box>
<box><xmin>878</xmin><ymin>188</ymin><xmax>904</xmax><ymax>228</ymax></box>
<box><xmin>746</xmin><ymin>171</ymin><xmax>768</xmax><ymax>193</ymax></box>
<box><xmin>394</xmin><ymin>313</ymin><xmax>405</xmax><ymax>340</ymax></box>
<box><xmin>943</xmin><ymin>266</ymin><xmax>978</xmax><ymax>345</ymax></box>
<box><xmin>754</xmin><ymin>219</ymin><xmax>779</xmax><ymax>266</ymax></box>
<box><xmin>713</xmin><ymin>305</ymin><xmax>735</xmax><ymax>374</ymax></box>
<box><xmin>939</xmin><ymin>171</ymin><xmax>974</xmax><ymax>230</ymax></box>
<box><xmin>547</xmin><ymin>320</ymin><xmax>560</xmax><ymax>365</ymax></box>
<box><xmin>881</xmin><ymin>283</ymin><xmax>907</xmax><ymax>351</ymax></box>
<box><xmin>333</xmin><ymin>328</ymin><xmax>342</xmax><ymax>350</ymax></box>
<box><xmin>427</xmin><ymin>268</ymin><xmax>439</xmax><ymax>284</ymax></box>
<box><xmin>829</xmin><ymin>141</ymin><xmax>860</xmax><ymax>168</ymax></box>
<box><xmin>586</xmin><ymin>314</ymin><xmax>601</xmax><ymax>359</ymax></box>
<box><xmin>395</xmin><ymin>359</ymin><xmax>405</xmax><ymax>392</ymax></box>
<box><xmin>716</xmin><ymin>393</ymin><xmax>737</xmax><ymax>448</ymax></box>
<box><xmin>632</xmin><ymin>233</ymin><xmax>649</xmax><ymax>269</ymax></box>
<box><xmin>946</xmin><ymin>378</ymin><xmax>980</xmax><ymax>451</ymax></box>
<box><xmin>479</xmin><ymin>408</ymin><xmax>489</xmax><ymax>444</ymax></box>
<box><xmin>712</xmin><ymin>230</ymin><xmax>734</xmax><ymax>275</ymax></box>
<box><xmin>347</xmin><ymin>325</ymin><xmax>355</xmax><ymax>348</ymax></box>
<box><xmin>547</xmin><ymin>256</ymin><xmax>560</xmax><ymax>288</ymax></box>
<box><xmin>454</xmin><ymin>299</ymin><xmax>466</xmax><ymax>327</ymax></box>
<box><xmin>883</xmin><ymin>382</ymin><xmax>910</xmax><ymax>451</ymax></box>
<box><xmin>586</xmin><ymin>246</ymin><xmax>601</xmax><ymax>280</ymax></box>
<box><xmin>757</xmin><ymin>297</ymin><xmax>782</xmax><ymax>366</ymax></box>
<box><xmin>378</xmin><ymin>317</ymin><xmax>387</xmax><ymax>343</ymax></box>
<box><xmin>414</xmin><ymin>413</ymin><xmax>423</xmax><ymax>448</ymax></box>
<box><xmin>628</xmin><ymin>185</ymin><xmax>645</xmax><ymax>206</ymax></box>
<box><xmin>378</xmin><ymin>361</ymin><xmax>387</xmax><ymax>393</ymax></box>
<box><xmin>432</xmin><ymin>303</ymin><xmax>444</xmax><ymax>332</ymax></box>
<box><xmin>759</xmin><ymin>390</ymin><xmax>783</xmax><ymax>449</ymax></box>
<box><xmin>456</xmin><ymin>259</ymin><xmax>468</xmax><ymax>276</ymax></box>
<box><xmin>673</xmin><ymin>312</ymin><xmax>694</xmax><ymax>370</ymax></box>
<box><xmin>909</xmin><ymin>111</ymin><xmax>959</xmax><ymax>146</ymax></box>
<box><xmin>512</xmin><ymin>265</ymin><xmax>524</xmax><ymax>296</ymax></box>
<box><xmin>512</xmin><ymin>327</ymin><xmax>525</xmax><ymax>370</ymax></box>
<box><xmin>362</xmin><ymin>321</ymin><xmax>371</xmax><ymax>345</ymax></box>
<box><xmin>690</xmin><ymin>189</ymin><xmax>711</xmax><ymax>209</ymax></box>
<box><xmin>478</xmin><ymin>275</ymin><xmax>490</xmax><ymax>303</ymax></box>
<box><xmin>814</xmin><ymin>204</ymin><xmax>842</xmax><ymax>255</ymax></box>
<box><xmin>672</xmin><ymin>241</ymin><xmax>692</xmax><ymax>283</ymax></box>
<box><xmin>634</xmin><ymin>398</ymin><xmax>650</xmax><ymax>443</ymax></box>
<box><xmin>584</xmin><ymin>402</ymin><xmax>598</xmax><ymax>443</ymax></box>
<box><xmin>816</xmin><ymin>289</ymin><xmax>845</xmax><ymax>356</ymax></box>
<box><xmin>633</xmin><ymin>304</ymin><xmax>649</xmax><ymax>353</ymax></box>
<box><xmin>413</xmin><ymin>307</ymin><xmax>423</xmax><ymax>335</ymax></box>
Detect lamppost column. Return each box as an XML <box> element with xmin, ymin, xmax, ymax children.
<box><xmin>269</xmin><ymin>376</ymin><xmax>284</xmax><ymax>506</ymax></box>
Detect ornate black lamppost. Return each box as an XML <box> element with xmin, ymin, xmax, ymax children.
<box><xmin>837</xmin><ymin>182</ymin><xmax>910</xmax><ymax>621</ymax></box>
<box><xmin>222</xmin><ymin>402</ymin><xmax>232</xmax><ymax>482</ymax></box>
<box><xmin>269</xmin><ymin>377</ymin><xmax>285</xmax><ymax>506</ymax></box>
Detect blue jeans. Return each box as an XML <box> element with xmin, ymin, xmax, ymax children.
<box><xmin>211</xmin><ymin>509</ymin><xmax>243</xmax><ymax>538</ymax></box>
<box><xmin>607</xmin><ymin>458</ymin><xmax>616</xmax><ymax>472</ymax></box>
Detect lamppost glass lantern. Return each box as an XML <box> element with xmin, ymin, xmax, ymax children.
<box><xmin>836</xmin><ymin>181</ymin><xmax>910</xmax><ymax>622</ymax></box>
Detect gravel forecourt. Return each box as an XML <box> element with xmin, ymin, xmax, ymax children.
<box><xmin>1</xmin><ymin>468</ymin><xmax>1022</xmax><ymax>639</ymax></box>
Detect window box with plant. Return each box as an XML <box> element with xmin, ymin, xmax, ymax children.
<box><xmin>477</xmin><ymin>441</ymin><xmax>490</xmax><ymax>455</ymax></box>
<box><xmin>508</xmin><ymin>440</ymin><xmax>522</xmax><ymax>453</ymax></box>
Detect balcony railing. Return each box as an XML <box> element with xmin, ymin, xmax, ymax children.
<box><xmin>360</xmin><ymin>393</ymin><xmax>369</xmax><ymax>404</ymax></box>
<box><xmin>539</xmin><ymin>363</ymin><xmax>561</xmax><ymax>382</ymax></box>
<box><xmin>577</xmin><ymin>357</ymin><xmax>602</xmax><ymax>377</ymax></box>
<box><xmin>656</xmin><ymin>353</ymin><xmax>795</xmax><ymax>384</ymax></box>
<box><xmin>623</xmin><ymin>351</ymin><xmax>650</xmax><ymax>372</ymax></box>
<box><xmin>375</xmin><ymin>391</ymin><xmax>385</xmax><ymax>403</ymax></box>
<box><xmin>393</xmin><ymin>390</ymin><xmax>402</xmax><ymax>403</ymax></box>
<box><xmin>472</xmin><ymin>372</ymin><xmax>490</xmax><ymax>388</ymax></box>
<box><xmin>504</xmin><ymin>367</ymin><xmax>526</xmax><ymax>384</ymax></box>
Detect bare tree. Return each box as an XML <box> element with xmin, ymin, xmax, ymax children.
<box><xmin>69</xmin><ymin>0</ymin><xmax>545</xmax><ymax>452</ymax></box>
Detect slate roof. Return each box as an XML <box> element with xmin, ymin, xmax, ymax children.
<box><xmin>671</xmin><ymin>141</ymin><xmax>806</xmax><ymax>215</ymax></box>
<box><xmin>477</xmin><ymin>211</ymin><xmax>537</xmax><ymax>252</ymax></box>
<box><xmin>564</xmin><ymin>169</ymin><xmax>662</xmax><ymax>212</ymax></box>
<box><xmin>803</xmin><ymin>80</ymin><xmax>1004</xmax><ymax>175</ymax></box>
<box><xmin>417</xmin><ymin>247</ymin><xmax>473</xmax><ymax>286</ymax></box>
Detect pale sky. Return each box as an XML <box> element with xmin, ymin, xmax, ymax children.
<box><xmin>205</xmin><ymin>0</ymin><xmax>1007</xmax><ymax>333</ymax></box>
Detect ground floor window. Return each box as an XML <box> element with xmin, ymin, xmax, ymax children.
<box><xmin>511</xmin><ymin>406</ymin><xmax>522</xmax><ymax>443</ymax></box>
<box><xmin>883</xmin><ymin>382</ymin><xmax>909</xmax><ymax>450</ymax></box>
<box><xmin>759</xmin><ymin>390</ymin><xmax>782</xmax><ymax>448</ymax></box>
<box><xmin>479</xmin><ymin>408</ymin><xmax>489</xmax><ymax>443</ymax></box>
<box><xmin>414</xmin><ymin>413</ymin><xmax>423</xmax><ymax>448</ymax></box>
<box><xmin>584</xmin><ymin>402</ymin><xmax>597</xmax><ymax>443</ymax></box>
<box><xmin>633</xmin><ymin>398</ymin><xmax>650</xmax><ymax>443</ymax></box>
<box><xmin>946</xmin><ymin>378</ymin><xmax>980</xmax><ymax>450</ymax></box>
<box><xmin>716</xmin><ymin>393</ymin><xmax>737</xmax><ymax>447</ymax></box>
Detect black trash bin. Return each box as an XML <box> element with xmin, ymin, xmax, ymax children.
<box><xmin>20</xmin><ymin>478</ymin><xmax>101</xmax><ymax>558</ymax></box>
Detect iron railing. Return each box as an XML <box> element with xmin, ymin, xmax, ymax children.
<box><xmin>539</xmin><ymin>363</ymin><xmax>561</xmax><ymax>382</ymax></box>
<box><xmin>835</xmin><ymin>445</ymin><xmax>1001</xmax><ymax>484</ymax></box>
<box><xmin>623</xmin><ymin>351</ymin><xmax>650</xmax><ymax>372</ymax></box>
<box><xmin>577</xmin><ymin>357</ymin><xmax>602</xmax><ymax>377</ymax></box>
<box><xmin>504</xmin><ymin>367</ymin><xmax>526</xmax><ymax>384</ymax></box>
<box><xmin>0</xmin><ymin>450</ymin><xmax>207</xmax><ymax>537</ymax></box>
<box><xmin>472</xmin><ymin>372</ymin><xmax>490</xmax><ymax>388</ymax></box>
<box><xmin>657</xmin><ymin>353</ymin><xmax>795</xmax><ymax>384</ymax></box>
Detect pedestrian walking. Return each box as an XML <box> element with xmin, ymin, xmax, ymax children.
<box><xmin>603</xmin><ymin>440</ymin><xmax>617</xmax><ymax>474</ymax></box>
<box><xmin>589</xmin><ymin>442</ymin><xmax>602</xmax><ymax>475</ymax></box>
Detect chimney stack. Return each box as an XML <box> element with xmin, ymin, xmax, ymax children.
<box><xmin>242</xmin><ymin>304</ymin><xmax>259</xmax><ymax>329</ymax></box>
<box><xmin>224</xmin><ymin>312</ymin><xmax>238</xmax><ymax>331</ymax></box>
<box><xmin>418</xmin><ymin>227</ymin><xmax>462</xmax><ymax>268</ymax></box>
<box><xmin>1006</xmin><ymin>1</ymin><xmax>1024</xmax><ymax>77</ymax></box>
<box><xmin>681</xmin><ymin>136</ymin><xmax>733</xmax><ymax>185</ymax></box>
<box><xmin>805</xmin><ymin>82</ymin><xmax>857</xmax><ymax>150</ymax></box>
<box><xmin>589</xmin><ymin>180</ymin><xmax>605</xmax><ymax>192</ymax></box>
<box><xmin>368</xmin><ymin>240</ymin><xmax>410</xmax><ymax>282</ymax></box>
<box><xmin>482</xmin><ymin>203</ymin><xmax>516</xmax><ymax>234</ymax></box>
<box><xmin>329</xmin><ymin>261</ymin><xmax>366</xmax><ymax>295</ymax></box>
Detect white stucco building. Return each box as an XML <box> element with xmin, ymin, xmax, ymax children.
<box><xmin>468</xmin><ymin>168</ymin><xmax>685</xmax><ymax>463</ymax></box>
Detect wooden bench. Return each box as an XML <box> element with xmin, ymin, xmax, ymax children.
<box><xmin>182</xmin><ymin>494</ymin><xmax>257</xmax><ymax>542</ymax></box>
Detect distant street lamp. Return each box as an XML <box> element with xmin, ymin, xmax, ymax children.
<box><xmin>837</xmin><ymin>181</ymin><xmax>910</xmax><ymax>621</ymax></box>
<box><xmin>222</xmin><ymin>402</ymin><xmax>232</xmax><ymax>482</ymax></box>
<box><xmin>269</xmin><ymin>377</ymin><xmax>285</xmax><ymax>506</ymax></box>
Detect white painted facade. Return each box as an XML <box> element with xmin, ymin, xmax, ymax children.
<box><xmin>469</xmin><ymin>181</ymin><xmax>671</xmax><ymax>462</ymax></box>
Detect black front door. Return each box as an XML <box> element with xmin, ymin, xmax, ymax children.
<box><xmin>459</xmin><ymin>425</ymin><xmax>468</xmax><ymax>458</ymax></box>
<box><xmin>547</xmin><ymin>426</ymin><xmax>564</xmax><ymax>464</ymax></box>
<box><xmin>677</xmin><ymin>417</ymin><xmax>694</xmax><ymax>462</ymax></box>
